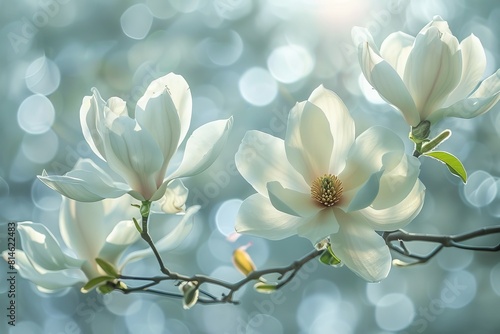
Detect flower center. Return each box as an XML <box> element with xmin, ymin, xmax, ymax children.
<box><xmin>310</xmin><ymin>174</ymin><xmax>343</xmax><ymax>207</ymax></box>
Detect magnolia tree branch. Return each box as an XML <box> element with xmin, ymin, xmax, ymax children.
<box><xmin>118</xmin><ymin>209</ymin><xmax>500</xmax><ymax>305</ymax></box>
<box><xmin>116</xmin><ymin>227</ymin><xmax>322</xmax><ymax>304</ymax></box>
<box><xmin>383</xmin><ymin>226</ymin><xmax>500</xmax><ymax>266</ymax></box>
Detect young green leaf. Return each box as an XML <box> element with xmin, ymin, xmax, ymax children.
<box><xmin>254</xmin><ymin>282</ymin><xmax>278</xmax><ymax>294</ymax></box>
<box><xmin>81</xmin><ymin>276</ymin><xmax>114</xmax><ymax>293</ymax></box>
<box><xmin>95</xmin><ymin>258</ymin><xmax>119</xmax><ymax>277</ymax></box>
<box><xmin>319</xmin><ymin>246</ymin><xmax>341</xmax><ymax>266</ymax></box>
<box><xmin>423</xmin><ymin>151</ymin><xmax>467</xmax><ymax>183</ymax></box>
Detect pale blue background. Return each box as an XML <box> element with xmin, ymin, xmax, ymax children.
<box><xmin>1</xmin><ymin>0</ymin><xmax>500</xmax><ymax>333</ymax></box>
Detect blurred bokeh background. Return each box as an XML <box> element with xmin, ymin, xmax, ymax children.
<box><xmin>1</xmin><ymin>0</ymin><xmax>500</xmax><ymax>333</ymax></box>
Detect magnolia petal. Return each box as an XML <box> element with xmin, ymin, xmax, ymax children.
<box><xmin>330</xmin><ymin>212</ymin><xmax>391</xmax><ymax>282</ymax></box>
<box><xmin>308</xmin><ymin>85</ymin><xmax>355</xmax><ymax>174</ymax></box>
<box><xmin>38</xmin><ymin>159</ymin><xmax>130</xmax><ymax>202</ymax></box>
<box><xmin>119</xmin><ymin>206</ymin><xmax>200</xmax><ymax>268</ymax></box>
<box><xmin>428</xmin><ymin>69</ymin><xmax>500</xmax><ymax>122</ymax></box>
<box><xmin>285</xmin><ymin>101</ymin><xmax>334</xmax><ymax>181</ymax></box>
<box><xmin>370</xmin><ymin>153</ymin><xmax>421</xmax><ymax>210</ymax></box>
<box><xmin>359</xmin><ymin>42</ymin><xmax>419</xmax><ymax>126</ymax></box>
<box><xmin>297</xmin><ymin>207</ymin><xmax>339</xmax><ymax>244</ymax></box>
<box><xmin>59</xmin><ymin>198</ymin><xmax>108</xmax><ymax>262</ymax></box>
<box><xmin>380</xmin><ymin>31</ymin><xmax>415</xmax><ymax>78</ymax></box>
<box><xmin>99</xmin><ymin>220</ymin><xmax>140</xmax><ymax>266</ymax></box>
<box><xmin>445</xmin><ymin>34</ymin><xmax>487</xmax><ymax>106</ymax></box>
<box><xmin>2</xmin><ymin>250</ymin><xmax>86</xmax><ymax>290</ymax></box>
<box><xmin>235</xmin><ymin>193</ymin><xmax>306</xmax><ymax>240</ymax></box>
<box><xmin>167</xmin><ymin>118</ymin><xmax>233</xmax><ymax>180</ymax></box>
<box><xmin>267</xmin><ymin>181</ymin><xmax>321</xmax><ymax>217</ymax></box>
<box><xmin>80</xmin><ymin>89</ymin><xmax>107</xmax><ymax>160</ymax></box>
<box><xmin>361</xmin><ymin>180</ymin><xmax>425</xmax><ymax>231</ymax></box>
<box><xmin>343</xmin><ymin>170</ymin><xmax>383</xmax><ymax>212</ymax></box>
<box><xmin>421</xmin><ymin>15</ymin><xmax>452</xmax><ymax>35</ymax></box>
<box><xmin>136</xmin><ymin>82</ymin><xmax>181</xmax><ymax>184</ymax></box>
<box><xmin>235</xmin><ymin>130</ymin><xmax>309</xmax><ymax>195</ymax></box>
<box><xmin>104</xmin><ymin>116</ymin><xmax>163</xmax><ymax>200</ymax></box>
<box><xmin>161</xmin><ymin>179</ymin><xmax>189</xmax><ymax>214</ymax></box>
<box><xmin>139</xmin><ymin>73</ymin><xmax>192</xmax><ymax>146</ymax></box>
<box><xmin>339</xmin><ymin>126</ymin><xmax>404</xmax><ymax>193</ymax></box>
<box><xmin>17</xmin><ymin>222</ymin><xmax>84</xmax><ymax>272</ymax></box>
<box><xmin>404</xmin><ymin>27</ymin><xmax>462</xmax><ymax>120</ymax></box>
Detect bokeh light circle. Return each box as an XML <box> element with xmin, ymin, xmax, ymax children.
<box><xmin>462</xmin><ymin>170</ymin><xmax>497</xmax><ymax>207</ymax></box>
<box><xmin>375</xmin><ymin>293</ymin><xmax>414</xmax><ymax>331</ymax></box>
<box><xmin>215</xmin><ymin>198</ymin><xmax>242</xmax><ymax>236</ymax></box>
<box><xmin>120</xmin><ymin>4</ymin><xmax>154</xmax><ymax>40</ymax></box>
<box><xmin>267</xmin><ymin>45</ymin><xmax>314</xmax><ymax>83</ymax></box>
<box><xmin>25</xmin><ymin>56</ymin><xmax>61</xmax><ymax>95</ymax></box>
<box><xmin>490</xmin><ymin>262</ymin><xmax>500</xmax><ymax>297</ymax></box>
<box><xmin>21</xmin><ymin>130</ymin><xmax>59</xmax><ymax>164</ymax></box>
<box><xmin>442</xmin><ymin>271</ymin><xmax>477</xmax><ymax>309</ymax></box>
<box><xmin>239</xmin><ymin>67</ymin><xmax>277</xmax><ymax>106</ymax></box>
<box><xmin>17</xmin><ymin>94</ymin><xmax>55</xmax><ymax>134</ymax></box>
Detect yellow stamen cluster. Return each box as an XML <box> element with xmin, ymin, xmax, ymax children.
<box><xmin>310</xmin><ymin>174</ymin><xmax>343</xmax><ymax>207</ymax></box>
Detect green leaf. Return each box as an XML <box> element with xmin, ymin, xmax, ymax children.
<box><xmin>132</xmin><ymin>217</ymin><xmax>142</xmax><ymax>233</ymax></box>
<box><xmin>81</xmin><ymin>276</ymin><xmax>114</xmax><ymax>293</ymax></box>
<box><xmin>97</xmin><ymin>284</ymin><xmax>115</xmax><ymax>294</ymax></box>
<box><xmin>254</xmin><ymin>282</ymin><xmax>278</xmax><ymax>294</ymax></box>
<box><xmin>319</xmin><ymin>246</ymin><xmax>341</xmax><ymax>266</ymax></box>
<box><xmin>423</xmin><ymin>151</ymin><xmax>467</xmax><ymax>183</ymax></box>
<box><xmin>95</xmin><ymin>258</ymin><xmax>119</xmax><ymax>277</ymax></box>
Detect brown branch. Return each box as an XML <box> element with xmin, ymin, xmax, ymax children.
<box><xmin>383</xmin><ymin>226</ymin><xmax>500</xmax><ymax>266</ymax></box>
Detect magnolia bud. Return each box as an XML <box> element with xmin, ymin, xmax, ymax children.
<box><xmin>178</xmin><ymin>281</ymin><xmax>199</xmax><ymax>310</ymax></box>
<box><xmin>232</xmin><ymin>243</ymin><xmax>256</xmax><ymax>277</ymax></box>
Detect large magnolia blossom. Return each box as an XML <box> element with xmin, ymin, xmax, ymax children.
<box><xmin>356</xmin><ymin>16</ymin><xmax>500</xmax><ymax>126</ymax></box>
<box><xmin>235</xmin><ymin>85</ymin><xmax>425</xmax><ymax>282</ymax></box>
<box><xmin>39</xmin><ymin>73</ymin><xmax>232</xmax><ymax>202</ymax></box>
<box><xmin>1</xmin><ymin>196</ymin><xmax>199</xmax><ymax>291</ymax></box>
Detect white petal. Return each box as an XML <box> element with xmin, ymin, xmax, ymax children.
<box><xmin>428</xmin><ymin>70</ymin><xmax>500</xmax><ymax>123</ymax></box>
<box><xmin>2</xmin><ymin>250</ymin><xmax>86</xmax><ymax>290</ymax></box>
<box><xmin>297</xmin><ymin>207</ymin><xmax>339</xmax><ymax>244</ymax></box>
<box><xmin>285</xmin><ymin>101</ymin><xmax>334</xmax><ymax>181</ymax></box>
<box><xmin>404</xmin><ymin>27</ymin><xmax>462</xmax><ymax>120</ymax></box>
<box><xmin>160</xmin><ymin>179</ymin><xmax>189</xmax><ymax>214</ymax></box>
<box><xmin>361</xmin><ymin>180</ymin><xmax>425</xmax><ymax>231</ymax></box>
<box><xmin>104</xmin><ymin>116</ymin><xmax>164</xmax><ymax>199</ymax></box>
<box><xmin>235</xmin><ymin>130</ymin><xmax>309</xmax><ymax>196</ymax></box>
<box><xmin>471</xmin><ymin>69</ymin><xmax>500</xmax><ymax>98</ymax></box>
<box><xmin>371</xmin><ymin>153</ymin><xmax>421</xmax><ymax>210</ymax></box>
<box><xmin>339</xmin><ymin>126</ymin><xmax>404</xmax><ymax>193</ymax></box>
<box><xmin>38</xmin><ymin>159</ymin><xmax>130</xmax><ymax>202</ymax></box>
<box><xmin>330</xmin><ymin>212</ymin><xmax>391</xmax><ymax>282</ymax></box>
<box><xmin>59</xmin><ymin>198</ymin><xmax>108</xmax><ymax>262</ymax></box>
<box><xmin>79</xmin><ymin>89</ymin><xmax>107</xmax><ymax>160</ymax></box>
<box><xmin>445</xmin><ymin>34</ymin><xmax>486</xmax><ymax>106</ymax></box>
<box><xmin>308</xmin><ymin>85</ymin><xmax>355</xmax><ymax>174</ymax></box>
<box><xmin>380</xmin><ymin>31</ymin><xmax>415</xmax><ymax>78</ymax></box>
<box><xmin>235</xmin><ymin>193</ymin><xmax>306</xmax><ymax>240</ymax></box>
<box><xmin>139</xmin><ymin>73</ymin><xmax>192</xmax><ymax>146</ymax></box>
<box><xmin>119</xmin><ymin>206</ymin><xmax>200</xmax><ymax>267</ymax></box>
<box><xmin>267</xmin><ymin>181</ymin><xmax>321</xmax><ymax>217</ymax></box>
<box><xmin>98</xmin><ymin>220</ymin><xmax>141</xmax><ymax>266</ymax></box>
<box><xmin>420</xmin><ymin>15</ymin><xmax>452</xmax><ymax>35</ymax></box>
<box><xmin>358</xmin><ymin>42</ymin><xmax>419</xmax><ymax>126</ymax></box>
<box><xmin>343</xmin><ymin>170</ymin><xmax>383</xmax><ymax>212</ymax></box>
<box><xmin>136</xmin><ymin>83</ymin><xmax>181</xmax><ymax>185</ymax></box>
<box><xmin>17</xmin><ymin>222</ymin><xmax>83</xmax><ymax>272</ymax></box>
<box><xmin>167</xmin><ymin>117</ymin><xmax>233</xmax><ymax>180</ymax></box>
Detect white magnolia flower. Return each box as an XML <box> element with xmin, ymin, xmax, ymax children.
<box><xmin>39</xmin><ymin>73</ymin><xmax>232</xmax><ymax>202</ymax></box>
<box><xmin>1</xmin><ymin>196</ymin><xmax>199</xmax><ymax>291</ymax></box>
<box><xmin>235</xmin><ymin>85</ymin><xmax>425</xmax><ymax>282</ymax></box>
<box><xmin>355</xmin><ymin>16</ymin><xmax>500</xmax><ymax>126</ymax></box>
